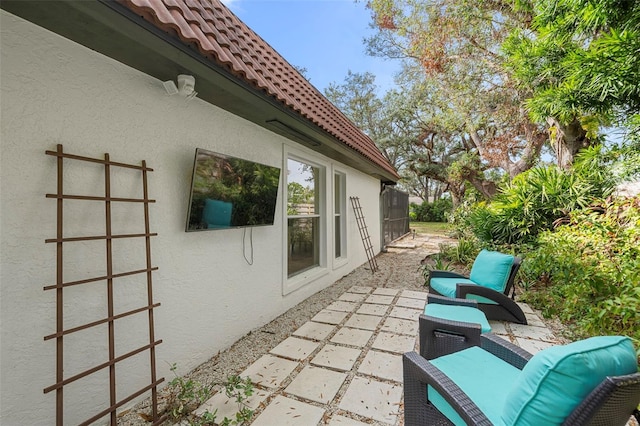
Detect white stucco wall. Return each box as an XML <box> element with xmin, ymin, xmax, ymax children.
<box><xmin>0</xmin><ymin>11</ymin><xmax>382</xmax><ymax>425</ymax></box>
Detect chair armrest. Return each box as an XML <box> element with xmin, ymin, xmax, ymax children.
<box><xmin>456</xmin><ymin>284</ymin><xmax>528</xmax><ymax>324</ymax></box>
<box><xmin>403</xmin><ymin>351</ymin><xmax>494</xmax><ymax>426</ymax></box>
<box><xmin>419</xmin><ymin>314</ymin><xmax>482</xmax><ymax>360</ymax></box>
<box><xmin>480</xmin><ymin>334</ymin><xmax>532</xmax><ymax>370</ymax></box>
<box><xmin>429</xmin><ymin>270</ymin><xmax>468</xmax><ymax>280</ymax></box>
<box><xmin>427</xmin><ymin>293</ymin><xmax>479</xmax><ymax>308</ymax></box>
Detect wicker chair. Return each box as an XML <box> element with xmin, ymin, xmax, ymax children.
<box><xmin>428</xmin><ymin>250</ymin><xmax>527</xmax><ymax>324</ymax></box>
<box><xmin>403</xmin><ymin>334</ymin><xmax>640</xmax><ymax>426</ymax></box>
<box><xmin>420</xmin><ymin>294</ymin><xmax>491</xmax><ymax>360</ymax></box>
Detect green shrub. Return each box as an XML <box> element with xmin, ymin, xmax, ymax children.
<box><xmin>411</xmin><ymin>198</ymin><xmax>453</xmax><ymax>222</ymax></box>
<box><xmin>520</xmin><ymin>197</ymin><xmax>640</xmax><ymax>344</ymax></box>
<box><xmin>466</xmin><ymin>146</ymin><xmax>615</xmax><ymax>245</ymax></box>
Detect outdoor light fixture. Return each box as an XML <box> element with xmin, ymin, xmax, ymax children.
<box><xmin>163</xmin><ymin>74</ymin><xmax>197</xmax><ymax>100</ymax></box>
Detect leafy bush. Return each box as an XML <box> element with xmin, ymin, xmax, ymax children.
<box><xmin>520</xmin><ymin>197</ymin><xmax>640</xmax><ymax>344</ymax></box>
<box><xmin>411</xmin><ymin>198</ymin><xmax>453</xmax><ymax>222</ymax></box>
<box><xmin>465</xmin><ymin>146</ymin><xmax>615</xmax><ymax>244</ymax></box>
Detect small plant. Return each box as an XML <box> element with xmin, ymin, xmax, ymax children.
<box><xmin>163</xmin><ymin>364</ymin><xmax>255</xmax><ymax>425</ymax></box>
<box><xmin>219</xmin><ymin>375</ymin><xmax>254</xmax><ymax>426</ymax></box>
<box><xmin>165</xmin><ymin>363</ymin><xmax>214</xmax><ymax>421</ymax></box>
<box><xmin>418</xmin><ymin>253</ymin><xmax>455</xmax><ymax>286</ymax></box>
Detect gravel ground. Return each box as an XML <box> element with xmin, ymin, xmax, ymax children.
<box><xmin>118</xmin><ymin>233</ymin><xmax>452</xmax><ymax>425</ymax></box>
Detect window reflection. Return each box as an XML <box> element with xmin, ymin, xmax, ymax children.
<box><xmin>287</xmin><ymin>159</ymin><xmax>321</xmax><ymax>277</ymax></box>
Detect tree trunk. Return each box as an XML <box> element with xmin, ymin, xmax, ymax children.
<box><xmin>547</xmin><ymin>117</ymin><xmax>591</xmax><ymax>169</ymax></box>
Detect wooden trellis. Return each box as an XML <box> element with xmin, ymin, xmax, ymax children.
<box><xmin>44</xmin><ymin>144</ymin><xmax>165</xmax><ymax>425</ymax></box>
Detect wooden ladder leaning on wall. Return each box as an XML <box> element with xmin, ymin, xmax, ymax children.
<box><xmin>350</xmin><ymin>196</ymin><xmax>379</xmax><ymax>273</ymax></box>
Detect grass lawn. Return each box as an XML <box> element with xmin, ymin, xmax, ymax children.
<box><xmin>409</xmin><ymin>221</ymin><xmax>451</xmax><ymax>235</ymax></box>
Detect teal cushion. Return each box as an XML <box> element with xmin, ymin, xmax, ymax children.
<box><xmin>429</xmin><ymin>346</ymin><xmax>521</xmax><ymax>425</ymax></box>
<box><xmin>430</xmin><ymin>277</ymin><xmax>476</xmax><ymax>298</ymax></box>
<box><xmin>424</xmin><ymin>303</ymin><xmax>492</xmax><ymax>333</ymax></box>
<box><xmin>469</xmin><ymin>250</ymin><xmax>515</xmax><ymax>292</ymax></box>
<box><xmin>501</xmin><ymin>336</ymin><xmax>638</xmax><ymax>425</ymax></box>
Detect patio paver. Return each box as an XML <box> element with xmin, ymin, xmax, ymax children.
<box><xmin>389</xmin><ymin>306</ymin><xmax>421</xmax><ymax>320</ymax></box>
<box><xmin>239</xmin><ymin>354</ymin><xmax>298</xmax><ymax>389</ymax></box>
<box><xmin>400</xmin><ymin>289</ymin><xmax>428</xmax><ymax>300</ymax></box>
<box><xmin>327</xmin><ymin>414</ymin><xmax>371</xmax><ymax>426</ymax></box>
<box><xmin>311</xmin><ymin>344</ymin><xmax>361</xmax><ymax>371</ymax></box>
<box><xmin>371</xmin><ymin>331</ymin><xmax>416</xmax><ymax>354</ymax></box>
<box><xmin>338</xmin><ymin>376</ymin><xmax>403</xmax><ymax>424</ymax></box>
<box><xmin>250</xmin><ymin>395</ymin><xmax>325</xmax><ymax>426</ymax></box>
<box><xmin>365</xmin><ymin>294</ymin><xmax>395</xmax><ymax>305</ymax></box>
<box><xmin>373</xmin><ymin>288</ymin><xmax>399</xmax><ymax>296</ymax></box>
<box><xmin>196</xmin><ymin>286</ymin><xmax>563</xmax><ymax>426</ymax></box>
<box><xmin>326</xmin><ymin>300</ymin><xmax>359</xmax><ymax>313</ymax></box>
<box><xmin>195</xmin><ymin>387</ymin><xmax>271</xmax><ymax>420</ymax></box>
<box><xmin>395</xmin><ymin>297</ymin><xmax>426</xmax><ymax>309</ymax></box>
<box><xmin>312</xmin><ymin>309</ymin><xmax>349</xmax><ymax>325</ymax></box>
<box><xmin>330</xmin><ymin>327</ymin><xmax>374</xmax><ymax>347</ymax></box>
<box><xmin>381</xmin><ymin>317</ymin><xmax>419</xmax><ymax>335</ymax></box>
<box><xmin>284</xmin><ymin>365</ymin><xmax>347</xmax><ymax>404</ymax></box>
<box><xmin>358</xmin><ymin>350</ymin><xmax>404</xmax><ymax>382</ymax></box>
<box><xmin>344</xmin><ymin>313</ymin><xmax>383</xmax><ymax>331</ymax></box>
<box><xmin>269</xmin><ymin>336</ymin><xmax>320</xmax><ymax>361</ymax></box>
<box><xmin>292</xmin><ymin>321</ymin><xmax>336</xmax><ymax>340</ymax></box>
<box><xmin>356</xmin><ymin>303</ymin><xmax>389</xmax><ymax>316</ymax></box>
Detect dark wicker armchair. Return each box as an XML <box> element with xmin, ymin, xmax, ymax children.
<box><xmin>403</xmin><ymin>334</ymin><xmax>640</xmax><ymax>426</ymax></box>
<box><xmin>428</xmin><ymin>250</ymin><xmax>527</xmax><ymax>324</ymax></box>
<box><xmin>420</xmin><ymin>294</ymin><xmax>489</xmax><ymax>360</ymax></box>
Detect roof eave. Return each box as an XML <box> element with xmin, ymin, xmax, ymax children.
<box><xmin>0</xmin><ymin>0</ymin><xmax>399</xmax><ymax>183</ymax></box>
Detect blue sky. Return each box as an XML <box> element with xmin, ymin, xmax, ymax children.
<box><xmin>221</xmin><ymin>0</ymin><xmax>399</xmax><ymax>94</ymax></box>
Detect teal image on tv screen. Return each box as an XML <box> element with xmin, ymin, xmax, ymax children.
<box><xmin>186</xmin><ymin>148</ymin><xmax>281</xmax><ymax>232</ymax></box>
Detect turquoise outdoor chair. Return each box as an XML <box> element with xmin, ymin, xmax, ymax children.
<box><xmin>404</xmin><ymin>334</ymin><xmax>640</xmax><ymax>426</ymax></box>
<box><xmin>420</xmin><ymin>294</ymin><xmax>492</xmax><ymax>360</ymax></box>
<box><xmin>428</xmin><ymin>249</ymin><xmax>527</xmax><ymax>324</ymax></box>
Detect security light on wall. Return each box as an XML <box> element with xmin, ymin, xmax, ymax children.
<box><xmin>163</xmin><ymin>74</ymin><xmax>197</xmax><ymax>100</ymax></box>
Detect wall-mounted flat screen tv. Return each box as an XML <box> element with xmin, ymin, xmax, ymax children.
<box><xmin>186</xmin><ymin>148</ymin><xmax>281</xmax><ymax>231</ymax></box>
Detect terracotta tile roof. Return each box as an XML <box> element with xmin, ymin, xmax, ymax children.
<box><xmin>117</xmin><ymin>0</ymin><xmax>398</xmax><ymax>180</ymax></box>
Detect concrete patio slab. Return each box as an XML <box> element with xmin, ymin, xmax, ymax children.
<box><xmin>250</xmin><ymin>395</ymin><xmax>325</xmax><ymax>426</ymax></box>
<box><xmin>312</xmin><ymin>309</ymin><xmax>349</xmax><ymax>325</ymax></box>
<box><xmin>327</xmin><ymin>414</ymin><xmax>371</xmax><ymax>426</ymax></box>
<box><xmin>510</xmin><ymin>323</ymin><xmax>557</xmax><ymax>342</ymax></box>
<box><xmin>239</xmin><ymin>354</ymin><xmax>298</xmax><ymax>389</ymax></box>
<box><xmin>311</xmin><ymin>344</ymin><xmax>361</xmax><ymax>371</ymax></box>
<box><xmin>293</xmin><ymin>321</ymin><xmax>336</xmax><ymax>341</ymax></box>
<box><xmin>381</xmin><ymin>317</ymin><xmax>418</xmax><ymax>336</ymax></box>
<box><xmin>517</xmin><ymin>337</ymin><xmax>557</xmax><ymax>354</ymax></box>
<box><xmin>195</xmin><ymin>387</ymin><xmax>271</xmax><ymax>420</ymax></box>
<box><xmin>365</xmin><ymin>294</ymin><xmax>395</xmax><ymax>305</ymax></box>
<box><xmin>284</xmin><ymin>365</ymin><xmax>347</xmax><ymax>404</ymax></box>
<box><xmin>517</xmin><ymin>302</ymin><xmax>535</xmax><ymax>314</ymax></box>
<box><xmin>330</xmin><ymin>327</ymin><xmax>374</xmax><ymax>347</ymax></box>
<box><xmin>339</xmin><ymin>376</ymin><xmax>402</xmax><ymax>424</ymax></box>
<box><xmin>489</xmin><ymin>321</ymin><xmax>508</xmax><ymax>335</ymax></box>
<box><xmin>524</xmin><ymin>313</ymin><xmax>547</xmax><ymax>327</ymax></box>
<box><xmin>389</xmin><ymin>306</ymin><xmax>421</xmax><ymax>320</ymax></box>
<box><xmin>339</xmin><ymin>292</ymin><xmax>368</xmax><ymax>303</ymax></box>
<box><xmin>373</xmin><ymin>288</ymin><xmax>399</xmax><ymax>296</ymax></box>
<box><xmin>395</xmin><ymin>297</ymin><xmax>426</xmax><ymax>309</ymax></box>
<box><xmin>356</xmin><ymin>303</ymin><xmax>389</xmax><ymax>316</ymax></box>
<box><xmin>344</xmin><ymin>313</ymin><xmax>383</xmax><ymax>331</ymax></box>
<box><xmin>269</xmin><ymin>336</ymin><xmax>320</xmax><ymax>361</ymax></box>
<box><xmin>400</xmin><ymin>290</ymin><xmax>428</xmax><ymax>300</ymax></box>
<box><xmin>326</xmin><ymin>300</ymin><xmax>359</xmax><ymax>313</ymax></box>
<box><xmin>358</xmin><ymin>350</ymin><xmax>403</xmax><ymax>382</ymax></box>
<box><xmin>193</xmin><ymin>285</ymin><xmax>563</xmax><ymax>426</ymax></box>
<box><xmin>347</xmin><ymin>286</ymin><xmax>373</xmax><ymax>294</ymax></box>
<box><xmin>372</xmin><ymin>331</ymin><xmax>416</xmax><ymax>354</ymax></box>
